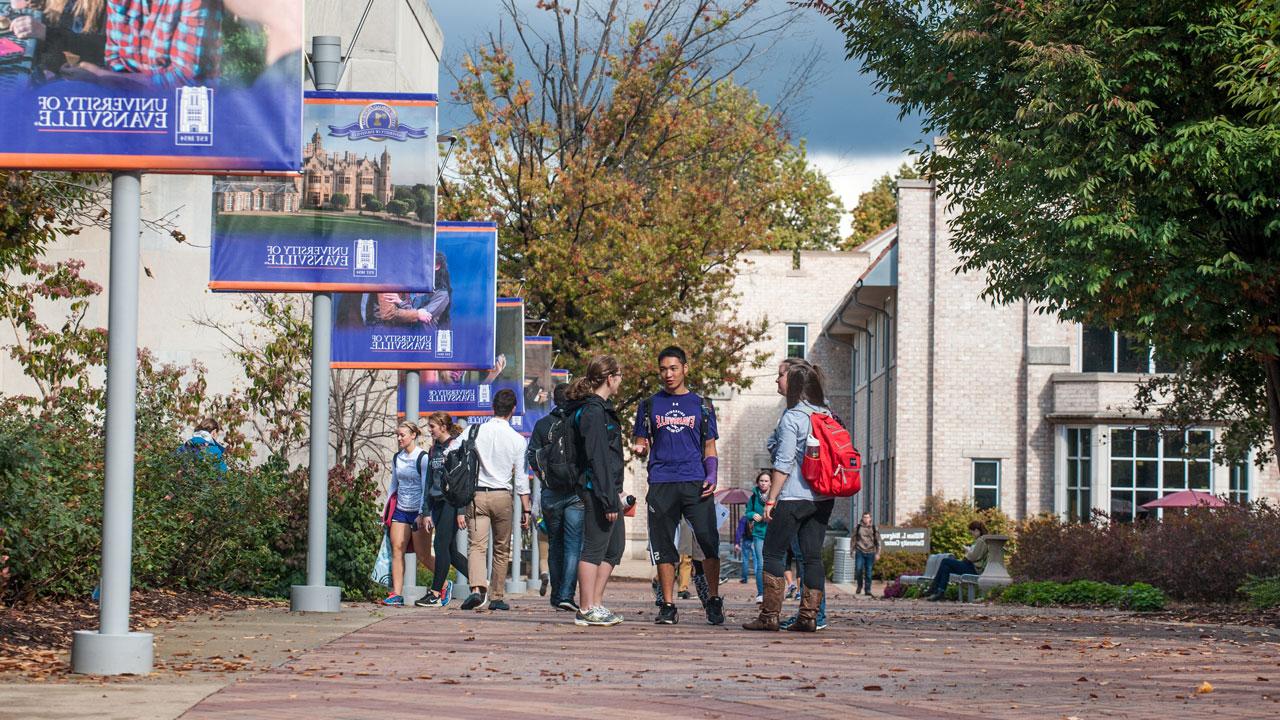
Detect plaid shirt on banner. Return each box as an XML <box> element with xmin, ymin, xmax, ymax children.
<box><xmin>105</xmin><ymin>0</ymin><xmax>222</xmax><ymax>87</ymax></box>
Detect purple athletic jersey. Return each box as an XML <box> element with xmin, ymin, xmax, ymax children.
<box><xmin>634</xmin><ymin>390</ymin><xmax>718</xmax><ymax>484</ymax></box>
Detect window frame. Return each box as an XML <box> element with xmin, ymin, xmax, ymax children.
<box><xmin>785</xmin><ymin>323</ymin><xmax>808</xmax><ymax>360</ymax></box>
<box><xmin>971</xmin><ymin>459</ymin><xmax>1001</xmax><ymax>510</ymax></box>
<box><xmin>1080</xmin><ymin>325</ymin><xmax>1161</xmax><ymax>374</ymax></box>
<box><xmin>1065</xmin><ymin>427</ymin><xmax>1093</xmax><ymax>523</ymax></box>
<box><xmin>1108</xmin><ymin>426</ymin><xmax>1214</xmax><ymax>522</ymax></box>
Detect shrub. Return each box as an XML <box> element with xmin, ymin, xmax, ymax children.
<box><xmin>874</xmin><ymin>550</ymin><xmax>927</xmax><ymax>581</ymax></box>
<box><xmin>997</xmin><ymin>580</ymin><xmax>1166</xmax><ymax>611</ymax></box>
<box><xmin>906</xmin><ymin>495</ymin><xmax>1016</xmax><ymax>557</ymax></box>
<box><xmin>882</xmin><ymin>578</ymin><xmax>908</xmax><ymax>599</ymax></box>
<box><xmin>1011</xmin><ymin>504</ymin><xmax>1280</xmax><ymax>602</ymax></box>
<box><xmin>1240</xmin><ymin>575</ymin><xmax>1280</xmax><ymax>610</ymax></box>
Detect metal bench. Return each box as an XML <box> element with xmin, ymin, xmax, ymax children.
<box><xmin>900</xmin><ymin>552</ymin><xmax>949</xmax><ymax>591</ymax></box>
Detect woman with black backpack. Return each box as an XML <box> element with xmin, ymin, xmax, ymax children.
<box><xmin>413</xmin><ymin>412</ymin><xmax>469</xmax><ymax>608</ymax></box>
<box><xmin>744</xmin><ymin>357</ymin><xmax>835</xmax><ymax>633</ymax></box>
<box><xmin>563</xmin><ymin>355</ymin><xmax>627</xmax><ymax>627</ymax></box>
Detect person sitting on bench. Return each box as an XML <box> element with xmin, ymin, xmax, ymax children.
<box><xmin>925</xmin><ymin>520</ymin><xmax>989</xmax><ymax>601</ymax></box>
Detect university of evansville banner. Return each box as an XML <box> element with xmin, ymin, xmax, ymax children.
<box><xmin>209</xmin><ymin>91</ymin><xmax>438</xmax><ymax>292</ymax></box>
<box><xmin>398</xmin><ymin>298</ymin><xmax>525</xmax><ymax>418</ymax></box>
<box><xmin>330</xmin><ymin>221</ymin><xmax>497</xmax><ymax>370</ymax></box>
<box><xmin>0</xmin><ymin>2</ymin><xmax>301</xmax><ymax>171</ymax></box>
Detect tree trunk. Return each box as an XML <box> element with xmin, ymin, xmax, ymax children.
<box><xmin>1264</xmin><ymin>355</ymin><xmax>1280</xmax><ymax>460</ymax></box>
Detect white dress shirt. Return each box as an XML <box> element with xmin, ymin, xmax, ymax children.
<box><xmin>475</xmin><ymin>417</ymin><xmax>530</xmax><ymax>495</ymax></box>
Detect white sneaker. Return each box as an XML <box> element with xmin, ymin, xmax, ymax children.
<box><xmin>580</xmin><ymin>606</ymin><xmax>613</xmax><ymax>626</ymax></box>
<box><xmin>755</xmin><ymin>594</ymin><xmax>763</xmax><ymax>603</ymax></box>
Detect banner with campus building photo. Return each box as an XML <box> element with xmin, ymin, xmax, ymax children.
<box><xmin>517</xmin><ymin>336</ymin><xmax>554</xmax><ymax>435</ymax></box>
<box><xmin>0</xmin><ymin>0</ymin><xmax>302</xmax><ymax>171</ymax></box>
<box><xmin>330</xmin><ymin>221</ymin><xmax>496</xmax><ymax>370</ymax></box>
<box><xmin>398</xmin><ymin>298</ymin><xmax>525</xmax><ymax>418</ymax></box>
<box><xmin>208</xmin><ymin>91</ymin><xmax>438</xmax><ymax>292</ymax></box>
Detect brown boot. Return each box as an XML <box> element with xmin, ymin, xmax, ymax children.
<box><xmin>742</xmin><ymin>573</ymin><xmax>785</xmax><ymax>631</ymax></box>
<box><xmin>787</xmin><ymin>587</ymin><xmax>824</xmax><ymax>633</ymax></box>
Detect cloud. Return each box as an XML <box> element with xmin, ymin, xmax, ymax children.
<box><xmin>807</xmin><ymin>151</ymin><xmax>917</xmax><ymax>236</ymax></box>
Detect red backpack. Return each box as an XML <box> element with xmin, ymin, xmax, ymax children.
<box><xmin>801</xmin><ymin>413</ymin><xmax>862</xmax><ymax>497</ymax></box>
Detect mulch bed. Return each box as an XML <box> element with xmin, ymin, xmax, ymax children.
<box><xmin>0</xmin><ymin>590</ymin><xmax>281</xmax><ymax>679</ymax></box>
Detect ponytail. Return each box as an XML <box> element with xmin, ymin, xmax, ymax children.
<box><xmin>566</xmin><ymin>354</ymin><xmax>620</xmax><ymax>401</ymax></box>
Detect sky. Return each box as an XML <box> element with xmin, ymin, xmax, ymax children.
<box><xmin>429</xmin><ymin>1</ymin><xmax>927</xmax><ymax>233</ymax></box>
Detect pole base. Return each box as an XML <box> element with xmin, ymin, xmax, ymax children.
<box><xmin>71</xmin><ymin>630</ymin><xmax>153</xmax><ymax>675</ymax></box>
<box><xmin>290</xmin><ymin>584</ymin><xmax>342</xmax><ymax>612</ymax></box>
<box><xmin>504</xmin><ymin>579</ymin><xmax>528</xmax><ymax>595</ymax></box>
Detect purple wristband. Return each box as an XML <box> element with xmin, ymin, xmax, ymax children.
<box><xmin>703</xmin><ymin>456</ymin><xmax>719</xmax><ymax>486</ymax></box>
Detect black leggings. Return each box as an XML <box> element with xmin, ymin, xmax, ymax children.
<box><xmin>579</xmin><ymin>490</ymin><xmax>625</xmax><ymax>566</ymax></box>
<box><xmin>430</xmin><ymin>500</ymin><xmax>469</xmax><ymax>592</ymax></box>
<box><xmin>762</xmin><ymin>499</ymin><xmax>833</xmax><ymax>592</ymax></box>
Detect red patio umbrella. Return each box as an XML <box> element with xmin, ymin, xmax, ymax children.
<box><xmin>715</xmin><ymin>487</ymin><xmax>751</xmax><ymax>505</ymax></box>
<box><xmin>1140</xmin><ymin>490</ymin><xmax>1227</xmax><ymax>509</ymax></box>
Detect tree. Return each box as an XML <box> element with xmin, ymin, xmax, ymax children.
<box><xmin>328</xmin><ymin>193</ymin><xmax>350</xmax><ymax>211</ymax></box>
<box><xmin>445</xmin><ymin>0</ymin><xmax>841</xmax><ymax>410</ymax></box>
<box><xmin>815</xmin><ymin>0</ymin><xmax>1280</xmax><ymax>459</ymax></box>
<box><xmin>847</xmin><ymin>162</ymin><xmax>919</xmax><ymax>247</ymax></box>
<box><xmin>386</xmin><ymin>199</ymin><xmax>412</xmax><ymax>217</ymax></box>
<box><xmin>362</xmin><ymin>193</ymin><xmax>383</xmax><ymax>213</ymax></box>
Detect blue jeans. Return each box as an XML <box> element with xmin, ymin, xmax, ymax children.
<box><xmin>930</xmin><ymin>557</ymin><xmax>977</xmax><ymax>595</ymax></box>
<box><xmin>739</xmin><ymin>542</ymin><xmax>752</xmax><ymax>581</ymax></box>
<box><xmin>854</xmin><ymin>550</ymin><xmax>875</xmax><ymax>591</ymax></box>
<box><xmin>751</xmin><ymin>537</ymin><xmax>765</xmax><ymax>596</ymax></box>
<box><xmin>542</xmin><ymin>487</ymin><xmax>584</xmax><ymax>605</ymax></box>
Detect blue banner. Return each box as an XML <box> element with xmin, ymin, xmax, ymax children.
<box><xmin>399</xmin><ymin>299</ymin><xmax>525</xmax><ymax>417</ymax></box>
<box><xmin>0</xmin><ymin>3</ymin><xmax>301</xmax><ymax>172</ymax></box>
<box><xmin>517</xmin><ymin>336</ymin><xmax>554</xmax><ymax>435</ymax></box>
<box><xmin>330</xmin><ymin>221</ymin><xmax>496</xmax><ymax>370</ymax></box>
<box><xmin>209</xmin><ymin>92</ymin><xmax>437</xmax><ymax>292</ymax></box>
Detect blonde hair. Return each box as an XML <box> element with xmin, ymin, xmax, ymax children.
<box><xmin>43</xmin><ymin>0</ymin><xmax>106</xmax><ymax>33</ymax></box>
<box><xmin>396</xmin><ymin>421</ymin><xmax>422</xmax><ymax>439</ymax></box>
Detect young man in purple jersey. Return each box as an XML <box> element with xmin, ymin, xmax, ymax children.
<box><xmin>633</xmin><ymin>346</ymin><xmax>724</xmax><ymax>625</ymax></box>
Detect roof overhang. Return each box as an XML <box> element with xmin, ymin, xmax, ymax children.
<box><xmin>823</xmin><ymin>238</ymin><xmax>897</xmax><ymax>340</ymax></box>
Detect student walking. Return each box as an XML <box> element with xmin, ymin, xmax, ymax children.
<box><xmin>527</xmin><ymin>383</ymin><xmax>584</xmax><ymax>612</ymax></box>
<box><xmin>633</xmin><ymin>346</ymin><xmax>725</xmax><ymax>626</ymax></box>
<box><xmin>414</xmin><ymin>412</ymin><xmax>468</xmax><ymax>608</ymax></box>
<box><xmin>742</xmin><ymin>471</ymin><xmax>771</xmax><ymax>602</ymax></box>
<box><xmin>854</xmin><ymin>512</ymin><xmax>881</xmax><ymax>598</ymax></box>
<box><xmin>459</xmin><ymin>389</ymin><xmax>531</xmax><ymax>612</ymax></box>
<box><xmin>383</xmin><ymin>422</ymin><xmax>428</xmax><ymax>607</ymax></box>
<box><xmin>565</xmin><ymin>355</ymin><xmax>627</xmax><ymax>627</ymax></box>
<box><xmin>744</xmin><ymin>358</ymin><xmax>835</xmax><ymax>633</ymax></box>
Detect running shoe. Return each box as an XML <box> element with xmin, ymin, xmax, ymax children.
<box><xmin>705</xmin><ymin>596</ymin><xmax>725</xmax><ymax>626</ymax></box>
<box><xmin>576</xmin><ymin>606</ymin><xmax>612</xmax><ymax>626</ymax></box>
<box><xmin>785</xmin><ymin>583</ymin><xmax>797</xmax><ymax>599</ymax></box>
<box><xmin>489</xmin><ymin>600</ymin><xmax>510</xmax><ymax>611</ymax></box>
<box><xmin>556</xmin><ymin>599</ymin><xmax>580</xmax><ymax>613</ymax></box>
<box><xmin>755</xmin><ymin>594</ymin><xmax>764</xmax><ymax>603</ymax></box>
<box><xmin>460</xmin><ymin>590</ymin><xmax>486</xmax><ymax>610</ymax></box>
<box><xmin>678</xmin><ymin>590</ymin><xmax>691</xmax><ymax>600</ymax></box>
<box><xmin>382</xmin><ymin>594</ymin><xmax>405</xmax><ymax>607</ymax></box>
<box><xmin>440</xmin><ymin>580</ymin><xmax>454</xmax><ymax>606</ymax></box>
<box><xmin>600</xmin><ymin>606</ymin><xmax>624</xmax><ymax>626</ymax></box>
<box><xmin>413</xmin><ymin>590</ymin><xmax>442</xmax><ymax>608</ymax></box>
<box><xmin>816</xmin><ymin>619</ymin><xmax>829</xmax><ymax>631</ymax></box>
<box><xmin>779</xmin><ymin>615</ymin><xmax>797</xmax><ymax>630</ymax></box>
<box><xmin>655</xmin><ymin>602</ymin><xmax>678</xmax><ymax>625</ymax></box>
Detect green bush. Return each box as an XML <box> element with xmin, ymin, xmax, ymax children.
<box><xmin>1240</xmin><ymin>575</ymin><xmax>1280</xmax><ymax>610</ymax></box>
<box><xmin>906</xmin><ymin>495</ymin><xmax>1016</xmax><ymax>557</ymax></box>
<box><xmin>874</xmin><ymin>550</ymin><xmax>927</xmax><ymax>581</ymax></box>
<box><xmin>996</xmin><ymin>580</ymin><xmax>1166</xmax><ymax>611</ymax></box>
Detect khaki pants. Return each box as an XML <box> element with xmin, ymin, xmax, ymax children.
<box><xmin>678</xmin><ymin>554</ymin><xmax>693</xmax><ymax>592</ymax></box>
<box><xmin>468</xmin><ymin>490</ymin><xmax>514</xmax><ymax>599</ymax></box>
<box><xmin>538</xmin><ymin>534</ymin><xmax>549</xmax><ymax>576</ymax></box>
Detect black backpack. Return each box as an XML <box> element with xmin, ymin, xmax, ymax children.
<box><xmin>440</xmin><ymin>424</ymin><xmax>481</xmax><ymax>507</ymax></box>
<box><xmin>536</xmin><ymin>406</ymin><xmax>584</xmax><ymax>492</ymax></box>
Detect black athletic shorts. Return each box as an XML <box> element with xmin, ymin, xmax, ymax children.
<box><xmin>646</xmin><ymin>481</ymin><xmax>719</xmax><ymax>565</ymax></box>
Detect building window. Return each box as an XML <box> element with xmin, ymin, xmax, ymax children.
<box><xmin>1109</xmin><ymin>427</ymin><xmax>1213</xmax><ymax>522</ymax></box>
<box><xmin>972</xmin><ymin>460</ymin><xmax>1000</xmax><ymax>510</ymax></box>
<box><xmin>1081</xmin><ymin>325</ymin><xmax>1166</xmax><ymax>373</ymax></box>
<box><xmin>1066</xmin><ymin>428</ymin><xmax>1092</xmax><ymax>522</ymax></box>
<box><xmin>1229</xmin><ymin>460</ymin><xmax>1251</xmax><ymax>504</ymax></box>
<box><xmin>786</xmin><ymin>324</ymin><xmax>807</xmax><ymax>359</ymax></box>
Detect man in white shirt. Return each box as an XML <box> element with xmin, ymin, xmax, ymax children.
<box><xmin>459</xmin><ymin>388</ymin><xmax>532</xmax><ymax>611</ymax></box>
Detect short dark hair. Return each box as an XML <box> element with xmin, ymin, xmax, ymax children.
<box><xmin>552</xmin><ymin>382</ymin><xmax>569</xmax><ymax>407</ymax></box>
<box><xmin>657</xmin><ymin>345</ymin><xmax>687</xmax><ymax>365</ymax></box>
<box><xmin>968</xmin><ymin>520</ymin><xmax>988</xmax><ymax>536</ymax></box>
<box><xmin>492</xmin><ymin>388</ymin><xmax>518</xmax><ymax>417</ymax></box>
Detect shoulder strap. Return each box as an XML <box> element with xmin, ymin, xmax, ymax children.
<box><xmin>699</xmin><ymin>395</ymin><xmax>714</xmax><ymax>450</ymax></box>
<box><xmin>641</xmin><ymin>397</ymin><xmax>653</xmax><ymax>438</ymax></box>
<box><xmin>416</xmin><ymin>450</ymin><xmax>425</xmax><ymax>475</ymax></box>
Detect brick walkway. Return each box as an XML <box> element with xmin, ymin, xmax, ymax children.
<box><xmin>182</xmin><ymin>582</ymin><xmax>1280</xmax><ymax>719</ymax></box>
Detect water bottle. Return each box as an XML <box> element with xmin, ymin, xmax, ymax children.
<box><xmin>805</xmin><ymin>435</ymin><xmax>820</xmax><ymax>460</ymax></box>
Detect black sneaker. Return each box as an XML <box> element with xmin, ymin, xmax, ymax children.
<box><xmin>539</xmin><ymin>573</ymin><xmax>550</xmax><ymax>596</ymax></box>
<box><xmin>655</xmin><ymin>602</ymin><xmax>678</xmax><ymax>625</ymax></box>
<box><xmin>413</xmin><ymin>591</ymin><xmax>442</xmax><ymax>608</ymax></box>
<box><xmin>489</xmin><ymin>600</ymin><xmax>510</xmax><ymax>611</ymax></box>
<box><xmin>678</xmin><ymin>590</ymin><xmax>691</xmax><ymax>600</ymax></box>
<box><xmin>460</xmin><ymin>591</ymin><xmax>486</xmax><ymax>610</ymax></box>
<box><xmin>705</xmin><ymin>596</ymin><xmax>725</xmax><ymax>626</ymax></box>
<box><xmin>555</xmin><ymin>599</ymin><xmax>580</xmax><ymax>613</ymax></box>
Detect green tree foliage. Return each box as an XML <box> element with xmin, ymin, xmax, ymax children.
<box><xmin>446</xmin><ymin>1</ymin><xmax>841</xmax><ymax>408</ymax></box>
<box><xmin>362</xmin><ymin>193</ymin><xmax>383</xmax><ymax>213</ymax></box>
<box><xmin>387</xmin><ymin>199</ymin><xmax>413</xmax><ymax>217</ymax></box>
<box><xmin>328</xmin><ymin>193</ymin><xmax>350</xmax><ymax>211</ymax></box>
<box><xmin>815</xmin><ymin>1</ymin><xmax>1280</xmax><ymax>458</ymax></box>
<box><xmin>847</xmin><ymin>162</ymin><xmax>920</xmax><ymax>247</ymax></box>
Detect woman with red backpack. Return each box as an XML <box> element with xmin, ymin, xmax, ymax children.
<box><xmin>744</xmin><ymin>357</ymin><xmax>835</xmax><ymax>633</ymax></box>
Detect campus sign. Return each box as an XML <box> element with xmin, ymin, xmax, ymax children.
<box><xmin>330</xmin><ymin>221</ymin><xmax>497</xmax><ymax>370</ymax></box>
<box><xmin>880</xmin><ymin>527</ymin><xmax>931</xmax><ymax>554</ymax></box>
<box><xmin>0</xmin><ymin>2</ymin><xmax>302</xmax><ymax>171</ymax></box>
<box><xmin>209</xmin><ymin>92</ymin><xmax>438</xmax><ymax>292</ymax></box>
<box><xmin>398</xmin><ymin>298</ymin><xmax>525</xmax><ymax>418</ymax></box>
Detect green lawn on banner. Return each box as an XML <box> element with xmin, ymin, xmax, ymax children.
<box><xmin>216</xmin><ymin>212</ymin><xmax>428</xmax><ymax>238</ymax></box>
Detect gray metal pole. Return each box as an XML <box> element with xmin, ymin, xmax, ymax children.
<box><xmin>290</xmin><ymin>292</ymin><xmax>341</xmax><ymax>612</ymax></box>
<box><xmin>401</xmin><ymin>371</ymin><xmax>426</xmax><ymax>603</ymax></box>
<box><xmin>71</xmin><ymin>172</ymin><xmax>152</xmax><ymax>675</ymax></box>
<box><xmin>530</xmin><ymin>474</ymin><xmax>541</xmax><ymax>589</ymax></box>
<box><xmin>506</xmin><ymin>482</ymin><xmax>527</xmax><ymax>595</ymax></box>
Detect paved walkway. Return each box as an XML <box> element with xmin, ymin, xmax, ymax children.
<box><xmin>178</xmin><ymin>581</ymin><xmax>1279</xmax><ymax>719</ymax></box>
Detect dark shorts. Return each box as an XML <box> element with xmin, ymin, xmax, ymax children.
<box><xmin>391</xmin><ymin>507</ymin><xmax>419</xmax><ymax>525</ymax></box>
<box><xmin>579</xmin><ymin>490</ymin><xmax>625</xmax><ymax>566</ymax></box>
<box><xmin>646</xmin><ymin>481</ymin><xmax>719</xmax><ymax>564</ymax></box>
